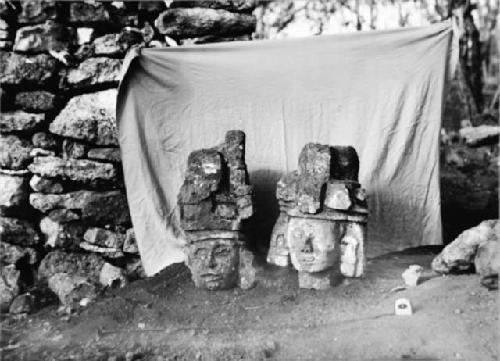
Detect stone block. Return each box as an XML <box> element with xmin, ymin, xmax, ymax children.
<box><xmin>156</xmin><ymin>8</ymin><xmax>256</xmax><ymax>39</ymax></box>
<box><xmin>324</xmin><ymin>182</ymin><xmax>352</xmax><ymax>210</ymax></box>
<box><xmin>459</xmin><ymin>125</ymin><xmax>500</xmax><ymax>147</ymax></box>
<box><xmin>123</xmin><ymin>228</ymin><xmax>138</xmax><ymax>254</ymax></box>
<box><xmin>31</xmin><ymin>132</ymin><xmax>58</xmax><ymax>150</ymax></box>
<box><xmin>267</xmin><ymin>212</ymin><xmax>290</xmax><ymax>267</ymax></box>
<box><xmin>28</xmin><ymin>156</ymin><xmax>117</xmax><ymax>184</ymax></box>
<box><xmin>298</xmin><ymin>143</ymin><xmax>331</xmax><ymax>181</ymax></box>
<box><xmin>30</xmin><ymin>190</ymin><xmax>130</xmax><ymax>225</ymax></box>
<box><xmin>8</xmin><ymin>293</ymin><xmax>36</xmax><ymax>314</ymax></box>
<box><xmin>47</xmin><ymin>209</ymin><xmax>80</xmax><ymax>222</ymax></box>
<box><xmin>18</xmin><ymin>0</ymin><xmax>59</xmax><ymax>24</ymax></box>
<box><xmin>223</xmin><ymin>130</ymin><xmax>245</xmax><ymax>166</ymax></box>
<box><xmin>340</xmin><ymin>222</ymin><xmax>366</xmax><ymax>278</ymax></box>
<box><xmin>0</xmin><ymin>174</ymin><xmax>29</xmax><ymax>216</ymax></box>
<box><xmin>215</xmin><ymin>203</ymin><xmax>237</xmax><ymax>219</ymax></box>
<box><xmin>14</xmin><ymin>21</ymin><xmax>76</xmax><ymax>53</ymax></box>
<box><xmin>69</xmin><ymin>2</ymin><xmax>110</xmax><ymax>23</ymax></box>
<box><xmin>0</xmin><ymin>111</ymin><xmax>44</xmax><ymax>133</ymax></box>
<box><xmin>296</xmin><ymin>176</ymin><xmax>324</xmax><ymax>214</ymax></box>
<box><xmin>48</xmin><ymin>272</ymin><xmax>97</xmax><ymax>309</ymax></box>
<box><xmin>38</xmin><ymin>250</ymin><xmax>104</xmax><ymax>282</ymax></box>
<box><xmin>29</xmin><ymin>174</ymin><xmax>63</xmax><ymax>194</ymax></box>
<box><xmin>62</xmin><ymin>140</ymin><xmax>87</xmax><ymax>159</ymax></box>
<box><xmin>87</xmin><ymin>147</ymin><xmax>121</xmax><ymax>163</ymax></box>
<box><xmin>0</xmin><ymin>135</ymin><xmax>32</xmax><ymax>170</ymax></box>
<box><xmin>0</xmin><ymin>264</ymin><xmax>20</xmax><ymax>312</ymax></box>
<box><xmin>0</xmin><ymin>217</ymin><xmax>39</xmax><ymax>247</ymax></box>
<box><xmin>76</xmin><ymin>27</ymin><xmax>95</xmax><ymax>45</ymax></box>
<box><xmin>40</xmin><ymin>216</ymin><xmax>86</xmax><ymax>250</ymax></box>
<box><xmin>0</xmin><ymin>242</ymin><xmax>38</xmax><ymax>265</ymax></box>
<box><xmin>330</xmin><ymin>146</ymin><xmax>359</xmax><ymax>181</ymax></box>
<box><xmin>0</xmin><ymin>52</ymin><xmax>57</xmax><ymax>85</ymax></box>
<box><xmin>298</xmin><ymin>269</ymin><xmax>335</xmax><ymax>290</ymax></box>
<box><xmin>49</xmin><ymin>89</ymin><xmax>118</xmax><ymax>146</ymax></box>
<box><xmin>65</xmin><ymin>57</ymin><xmax>121</xmax><ymax>89</ymax></box>
<box><xmin>79</xmin><ymin>242</ymin><xmax>124</xmax><ymax>259</ymax></box>
<box><xmin>474</xmin><ymin>232</ymin><xmax>500</xmax><ymax>278</ymax></box>
<box><xmin>170</xmin><ymin>0</ymin><xmax>256</xmax><ymax>13</ymax></box>
<box><xmin>432</xmin><ymin>220</ymin><xmax>498</xmax><ymax>274</ymax></box>
<box><xmin>83</xmin><ymin>227</ymin><xmax>126</xmax><ymax>249</ymax></box>
<box><xmin>238</xmin><ymin>248</ymin><xmax>256</xmax><ymax>289</ymax></box>
<box><xmin>15</xmin><ymin>91</ymin><xmax>56</xmax><ymax>112</ymax></box>
<box><xmin>276</xmin><ymin>171</ymin><xmax>299</xmax><ymax>202</ymax></box>
<box><xmin>229</xmin><ymin>166</ymin><xmax>247</xmax><ymax>186</ymax></box>
<box><xmin>99</xmin><ymin>263</ymin><xmax>127</xmax><ymax>288</ymax></box>
<box><xmin>236</xmin><ymin>194</ymin><xmax>253</xmax><ymax>219</ymax></box>
<box><xmin>93</xmin><ymin>29</ymin><xmax>142</xmax><ymax>57</ymax></box>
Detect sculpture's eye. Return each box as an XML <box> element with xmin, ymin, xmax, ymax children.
<box><xmin>194</xmin><ymin>248</ymin><xmax>209</xmax><ymax>259</ymax></box>
<box><xmin>214</xmin><ymin>246</ymin><xmax>231</xmax><ymax>257</ymax></box>
<box><xmin>293</xmin><ymin>228</ymin><xmax>305</xmax><ymax>239</ymax></box>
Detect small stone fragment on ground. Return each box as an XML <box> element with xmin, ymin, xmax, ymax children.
<box><xmin>48</xmin><ymin>272</ymin><xmax>98</xmax><ymax>310</ymax></box>
<box><xmin>99</xmin><ymin>262</ymin><xmax>127</xmax><ymax>288</ymax></box>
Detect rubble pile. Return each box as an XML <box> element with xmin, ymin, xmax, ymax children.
<box><xmin>0</xmin><ymin>1</ymin><xmax>257</xmax><ymax>313</ymax></box>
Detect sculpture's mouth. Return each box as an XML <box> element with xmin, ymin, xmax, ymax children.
<box><xmin>201</xmin><ymin>273</ymin><xmax>222</xmax><ymax>283</ymax></box>
<box><xmin>297</xmin><ymin>254</ymin><xmax>315</xmax><ymax>263</ymax></box>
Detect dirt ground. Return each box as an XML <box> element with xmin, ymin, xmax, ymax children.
<box><xmin>1</xmin><ymin>248</ymin><xmax>498</xmax><ymax>361</ymax></box>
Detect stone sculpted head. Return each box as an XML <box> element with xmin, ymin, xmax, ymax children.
<box><xmin>288</xmin><ymin>218</ymin><xmax>342</xmax><ymax>273</ymax></box>
<box><xmin>186</xmin><ymin>233</ymin><xmax>241</xmax><ymax>290</ymax></box>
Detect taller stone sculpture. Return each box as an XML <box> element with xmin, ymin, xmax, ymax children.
<box><xmin>267</xmin><ymin>143</ymin><xmax>368</xmax><ymax>289</ymax></box>
<box><xmin>178</xmin><ymin>131</ymin><xmax>255</xmax><ymax>290</ymax></box>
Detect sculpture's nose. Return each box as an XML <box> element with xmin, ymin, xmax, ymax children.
<box><xmin>302</xmin><ymin>237</ymin><xmax>313</xmax><ymax>253</ymax></box>
<box><xmin>207</xmin><ymin>251</ymin><xmax>217</xmax><ymax>269</ymax></box>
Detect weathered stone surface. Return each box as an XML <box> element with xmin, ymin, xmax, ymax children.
<box><xmin>32</xmin><ymin>132</ymin><xmax>58</xmax><ymax>150</ymax></box>
<box><xmin>48</xmin><ymin>272</ymin><xmax>97</xmax><ymax>308</ymax></box>
<box><xmin>267</xmin><ymin>212</ymin><xmax>290</xmax><ymax>267</ymax></box>
<box><xmin>459</xmin><ymin>126</ymin><xmax>500</xmax><ymax>147</ymax></box>
<box><xmin>87</xmin><ymin>147</ymin><xmax>121</xmax><ymax>163</ymax></box>
<box><xmin>30</xmin><ymin>148</ymin><xmax>54</xmax><ymax>158</ymax></box>
<box><xmin>432</xmin><ymin>220</ymin><xmax>498</xmax><ymax>273</ymax></box>
<box><xmin>15</xmin><ymin>91</ymin><xmax>56</xmax><ymax>112</ymax></box>
<box><xmin>0</xmin><ymin>111</ymin><xmax>44</xmax><ymax>133</ymax></box>
<box><xmin>0</xmin><ymin>174</ymin><xmax>29</xmax><ymax>215</ymax></box>
<box><xmin>38</xmin><ymin>250</ymin><xmax>104</xmax><ymax>282</ymax></box>
<box><xmin>40</xmin><ymin>217</ymin><xmax>86</xmax><ymax>250</ymax></box>
<box><xmin>18</xmin><ymin>0</ymin><xmax>58</xmax><ymax>24</ymax></box>
<box><xmin>340</xmin><ymin>222</ymin><xmax>366</xmax><ymax>278</ymax></box>
<box><xmin>30</xmin><ymin>190</ymin><xmax>130</xmax><ymax>225</ymax></box>
<box><xmin>84</xmin><ymin>228</ymin><xmax>125</xmax><ymax>249</ymax></box>
<box><xmin>76</xmin><ymin>27</ymin><xmax>95</xmax><ymax>45</ymax></box>
<box><xmin>0</xmin><ymin>217</ymin><xmax>39</xmax><ymax>246</ymax></box>
<box><xmin>170</xmin><ymin>1</ymin><xmax>256</xmax><ymax>13</ymax></box>
<box><xmin>79</xmin><ymin>242</ymin><xmax>124</xmax><ymax>258</ymax></box>
<box><xmin>49</xmin><ymin>89</ymin><xmax>118</xmax><ymax>146</ymax></box>
<box><xmin>156</xmin><ymin>8</ymin><xmax>256</xmax><ymax>39</ymax></box>
<box><xmin>65</xmin><ymin>57</ymin><xmax>121</xmax><ymax>88</ymax></box>
<box><xmin>0</xmin><ymin>135</ymin><xmax>32</xmax><ymax>170</ymax></box>
<box><xmin>28</xmin><ymin>156</ymin><xmax>117</xmax><ymax>184</ymax></box>
<box><xmin>47</xmin><ymin>209</ymin><xmax>80</xmax><ymax>222</ymax></box>
<box><xmin>69</xmin><ymin>2</ymin><xmax>110</xmax><ymax>23</ymax></box>
<box><xmin>9</xmin><ymin>293</ymin><xmax>36</xmax><ymax>314</ymax></box>
<box><xmin>62</xmin><ymin>140</ymin><xmax>87</xmax><ymax>159</ymax></box>
<box><xmin>238</xmin><ymin>248</ymin><xmax>256</xmax><ymax>289</ymax></box>
<box><xmin>123</xmin><ymin>228</ymin><xmax>138</xmax><ymax>254</ymax></box>
<box><xmin>276</xmin><ymin>171</ymin><xmax>299</xmax><ymax>202</ymax></box>
<box><xmin>0</xmin><ymin>264</ymin><xmax>20</xmax><ymax>312</ymax></box>
<box><xmin>125</xmin><ymin>258</ymin><xmax>146</xmax><ymax>280</ymax></box>
<box><xmin>298</xmin><ymin>143</ymin><xmax>331</xmax><ymax>181</ymax></box>
<box><xmin>474</xmin><ymin>224</ymin><xmax>499</xmax><ymax>277</ymax></box>
<box><xmin>0</xmin><ymin>52</ymin><xmax>57</xmax><ymax>85</ymax></box>
<box><xmin>331</xmin><ymin>146</ymin><xmax>360</xmax><ymax>181</ymax></box>
<box><xmin>29</xmin><ymin>174</ymin><xmax>63</xmax><ymax>194</ymax></box>
<box><xmin>14</xmin><ymin>22</ymin><xmax>76</xmax><ymax>53</ymax></box>
<box><xmin>324</xmin><ymin>182</ymin><xmax>352</xmax><ymax>210</ymax></box>
<box><xmin>296</xmin><ymin>176</ymin><xmax>323</xmax><ymax>214</ymax></box>
<box><xmin>99</xmin><ymin>263</ymin><xmax>127</xmax><ymax>288</ymax></box>
<box><xmin>0</xmin><ymin>242</ymin><xmax>38</xmax><ymax>265</ymax></box>
<box><xmin>298</xmin><ymin>269</ymin><xmax>335</xmax><ymax>290</ymax></box>
<box><xmin>93</xmin><ymin>31</ymin><xmax>141</xmax><ymax>56</ymax></box>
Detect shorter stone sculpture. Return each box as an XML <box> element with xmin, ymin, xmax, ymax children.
<box><xmin>178</xmin><ymin>131</ymin><xmax>255</xmax><ymax>290</ymax></box>
<box><xmin>267</xmin><ymin>143</ymin><xmax>368</xmax><ymax>289</ymax></box>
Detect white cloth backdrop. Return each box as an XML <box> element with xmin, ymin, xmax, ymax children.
<box><xmin>117</xmin><ymin>22</ymin><xmax>458</xmax><ymax>276</ymax></box>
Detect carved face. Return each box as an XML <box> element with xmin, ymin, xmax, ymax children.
<box><xmin>186</xmin><ymin>239</ymin><xmax>239</xmax><ymax>290</ymax></box>
<box><xmin>288</xmin><ymin>218</ymin><xmax>342</xmax><ymax>273</ymax></box>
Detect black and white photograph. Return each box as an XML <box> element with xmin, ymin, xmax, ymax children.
<box><xmin>0</xmin><ymin>0</ymin><xmax>498</xmax><ymax>360</ymax></box>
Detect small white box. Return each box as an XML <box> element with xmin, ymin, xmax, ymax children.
<box><xmin>395</xmin><ymin>298</ymin><xmax>413</xmax><ymax>316</ymax></box>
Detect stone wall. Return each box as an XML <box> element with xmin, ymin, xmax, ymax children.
<box><xmin>0</xmin><ymin>0</ymin><xmax>256</xmax><ymax>313</ymax></box>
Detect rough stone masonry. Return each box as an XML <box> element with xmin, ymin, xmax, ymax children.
<box><xmin>0</xmin><ymin>0</ymin><xmax>257</xmax><ymax>313</ymax></box>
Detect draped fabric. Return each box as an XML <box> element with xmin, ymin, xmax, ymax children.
<box><xmin>117</xmin><ymin>22</ymin><xmax>458</xmax><ymax>276</ymax></box>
